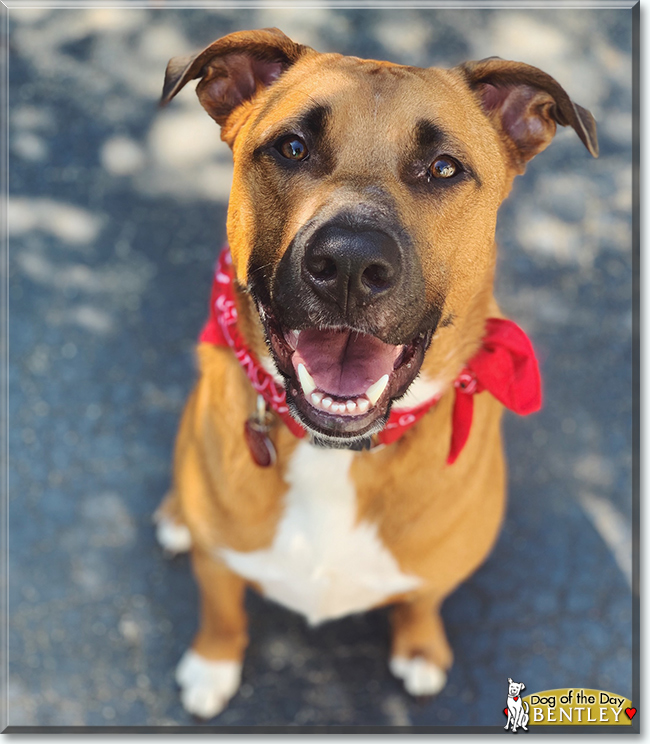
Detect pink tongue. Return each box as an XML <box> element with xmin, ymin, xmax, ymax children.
<box><xmin>292</xmin><ymin>328</ymin><xmax>402</xmax><ymax>397</ymax></box>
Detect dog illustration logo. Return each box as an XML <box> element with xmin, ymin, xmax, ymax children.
<box><xmin>504</xmin><ymin>678</ymin><xmax>529</xmax><ymax>732</ymax></box>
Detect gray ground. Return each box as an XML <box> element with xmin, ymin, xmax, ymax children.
<box><xmin>7</xmin><ymin>6</ymin><xmax>635</xmax><ymax>730</ymax></box>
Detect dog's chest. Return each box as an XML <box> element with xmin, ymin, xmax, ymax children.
<box><xmin>220</xmin><ymin>442</ymin><xmax>421</xmax><ymax>625</ymax></box>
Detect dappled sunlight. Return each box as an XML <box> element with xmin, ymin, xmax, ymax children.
<box><xmin>46</xmin><ymin>305</ymin><xmax>115</xmax><ymax>335</ymax></box>
<box><xmin>9</xmin><ymin>198</ymin><xmax>104</xmax><ymax>246</ymax></box>
<box><xmin>8</xmin><ymin>5</ymin><xmax>634</xmax><ymax>727</ymax></box>
<box><xmin>10</xmin><ymin>196</ymin><xmax>154</xmax><ymax>337</ymax></box>
<box><xmin>148</xmin><ymin>110</ymin><xmax>223</xmax><ymax>169</ymax></box>
<box><xmin>469</xmin><ymin>12</ymin><xmax>613</xmax><ymax>110</ymax></box>
<box><xmin>7</xmin><ymin>7</ymin><xmax>51</xmax><ymax>24</ymax></box>
<box><xmin>373</xmin><ymin>11</ymin><xmax>445</xmax><ymax>65</ymax></box>
<box><xmin>100</xmin><ymin>136</ymin><xmax>146</xmax><ymax>177</ymax></box>
<box><xmin>509</xmin><ymin>160</ymin><xmax>632</xmax><ymax>269</ymax></box>
<box><xmin>136</xmin><ymin>107</ymin><xmax>233</xmax><ymax>201</ymax></box>
<box><xmin>517</xmin><ymin>212</ymin><xmax>591</xmax><ymax>267</ymax></box>
<box><xmin>501</xmin><ymin>286</ymin><xmax>574</xmax><ymax>328</ymax></box>
<box><xmin>11</xmin><ymin>104</ymin><xmax>53</xmax><ymax>131</ymax></box>
<box><xmin>12</xmin><ymin>9</ymin><xmax>181</xmax><ymax>101</ymax></box>
<box><xmin>255</xmin><ymin>7</ymin><xmax>350</xmax><ymax>48</ymax></box>
<box><xmin>478</xmin><ymin>13</ymin><xmax>571</xmax><ymax>59</ymax></box>
<box><xmin>578</xmin><ymin>492</ymin><xmax>632</xmax><ymax>588</ymax></box>
<box><xmin>15</xmin><ymin>247</ymin><xmax>154</xmax><ymax>294</ymax></box>
<box><xmin>11</xmin><ymin>9</ymin><xmax>236</xmax><ymax>200</ymax></box>
<box><xmin>12</xmin><ymin>132</ymin><xmax>48</xmax><ymax>162</ymax></box>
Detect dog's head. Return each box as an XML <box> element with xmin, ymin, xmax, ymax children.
<box><xmin>508</xmin><ymin>678</ymin><xmax>526</xmax><ymax>696</ymax></box>
<box><xmin>162</xmin><ymin>28</ymin><xmax>597</xmax><ymax>445</ymax></box>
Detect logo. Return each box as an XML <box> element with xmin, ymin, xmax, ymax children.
<box><xmin>501</xmin><ymin>685</ymin><xmax>635</xmax><ymax>728</ymax></box>
<box><xmin>503</xmin><ymin>678</ymin><xmax>530</xmax><ymax>732</ymax></box>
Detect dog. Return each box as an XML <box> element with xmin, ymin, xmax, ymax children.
<box><xmin>504</xmin><ymin>678</ymin><xmax>529</xmax><ymax>732</ymax></box>
<box><xmin>153</xmin><ymin>28</ymin><xmax>598</xmax><ymax>719</ymax></box>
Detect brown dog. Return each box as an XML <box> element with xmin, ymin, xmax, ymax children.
<box><xmin>154</xmin><ymin>28</ymin><xmax>598</xmax><ymax>719</ymax></box>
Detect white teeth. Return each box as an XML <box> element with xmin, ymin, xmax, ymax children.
<box><xmin>357</xmin><ymin>398</ymin><xmax>370</xmax><ymax>413</ymax></box>
<box><xmin>365</xmin><ymin>374</ymin><xmax>390</xmax><ymax>406</ymax></box>
<box><xmin>306</xmin><ymin>394</ymin><xmax>373</xmax><ymax>415</ymax></box>
<box><xmin>303</xmin><ymin>384</ymin><xmax>385</xmax><ymax>416</ymax></box>
<box><xmin>297</xmin><ymin>363</ymin><xmax>316</xmax><ymax>395</ymax></box>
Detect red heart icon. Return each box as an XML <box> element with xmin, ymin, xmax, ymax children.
<box><xmin>625</xmin><ymin>708</ymin><xmax>636</xmax><ymax>720</ymax></box>
<box><xmin>503</xmin><ymin>708</ymin><xmax>508</xmax><ymax>716</ymax></box>
<box><xmin>514</xmin><ymin>696</ymin><xmax>519</xmax><ymax>701</ymax></box>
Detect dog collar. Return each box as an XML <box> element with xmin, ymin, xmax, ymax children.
<box><xmin>199</xmin><ymin>248</ymin><xmax>542</xmax><ymax>465</ymax></box>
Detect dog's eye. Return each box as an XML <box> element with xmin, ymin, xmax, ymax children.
<box><xmin>429</xmin><ymin>157</ymin><xmax>459</xmax><ymax>179</ymax></box>
<box><xmin>277</xmin><ymin>136</ymin><xmax>309</xmax><ymax>161</ymax></box>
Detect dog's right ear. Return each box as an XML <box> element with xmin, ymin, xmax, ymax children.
<box><xmin>161</xmin><ymin>28</ymin><xmax>310</xmax><ymax>125</ymax></box>
<box><xmin>459</xmin><ymin>57</ymin><xmax>598</xmax><ymax>174</ymax></box>
<box><xmin>508</xmin><ymin>678</ymin><xmax>513</xmax><ymax>683</ymax></box>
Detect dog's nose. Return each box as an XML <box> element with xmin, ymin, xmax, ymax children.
<box><xmin>302</xmin><ymin>224</ymin><xmax>402</xmax><ymax>311</ymax></box>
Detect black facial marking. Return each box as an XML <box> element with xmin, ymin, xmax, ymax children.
<box><xmin>254</xmin><ymin>103</ymin><xmax>331</xmax><ymax>156</ymax></box>
<box><xmin>440</xmin><ymin>313</ymin><xmax>455</xmax><ymax>328</ymax></box>
<box><xmin>401</xmin><ymin>119</ymin><xmax>481</xmax><ymax>190</ymax></box>
<box><xmin>253</xmin><ymin>103</ymin><xmax>335</xmax><ymax>180</ymax></box>
<box><xmin>414</xmin><ymin>119</ymin><xmax>446</xmax><ymax>151</ymax></box>
<box><xmin>298</xmin><ymin>103</ymin><xmax>331</xmax><ymax>142</ymax></box>
<box><xmin>246</xmin><ymin>103</ymin><xmax>336</xmax><ymax>279</ymax></box>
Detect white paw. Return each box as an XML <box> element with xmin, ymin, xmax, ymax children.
<box><xmin>389</xmin><ymin>655</ymin><xmax>447</xmax><ymax>696</ymax></box>
<box><xmin>176</xmin><ymin>649</ymin><xmax>241</xmax><ymax>719</ymax></box>
<box><xmin>154</xmin><ymin>514</ymin><xmax>192</xmax><ymax>554</ymax></box>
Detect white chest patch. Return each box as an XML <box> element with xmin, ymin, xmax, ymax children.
<box><xmin>220</xmin><ymin>442</ymin><xmax>422</xmax><ymax>625</ymax></box>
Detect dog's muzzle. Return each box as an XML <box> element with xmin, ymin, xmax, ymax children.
<box><xmin>250</xmin><ymin>211</ymin><xmax>441</xmax><ymax>443</ymax></box>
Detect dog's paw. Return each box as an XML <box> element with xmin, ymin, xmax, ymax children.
<box><xmin>389</xmin><ymin>655</ymin><xmax>447</xmax><ymax>696</ymax></box>
<box><xmin>176</xmin><ymin>649</ymin><xmax>241</xmax><ymax>719</ymax></box>
<box><xmin>154</xmin><ymin>514</ymin><xmax>192</xmax><ymax>555</ymax></box>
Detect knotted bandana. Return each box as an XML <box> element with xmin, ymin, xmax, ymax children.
<box><xmin>200</xmin><ymin>248</ymin><xmax>542</xmax><ymax>464</ymax></box>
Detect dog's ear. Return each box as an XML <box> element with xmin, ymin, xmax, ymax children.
<box><xmin>459</xmin><ymin>58</ymin><xmax>598</xmax><ymax>173</ymax></box>
<box><xmin>161</xmin><ymin>28</ymin><xmax>310</xmax><ymax>125</ymax></box>
<box><xmin>521</xmin><ymin>683</ymin><xmax>526</xmax><ymax>690</ymax></box>
<box><xmin>508</xmin><ymin>678</ymin><xmax>513</xmax><ymax>683</ymax></box>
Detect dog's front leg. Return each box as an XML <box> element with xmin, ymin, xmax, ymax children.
<box><xmin>389</xmin><ymin>592</ymin><xmax>452</xmax><ymax>696</ymax></box>
<box><xmin>176</xmin><ymin>549</ymin><xmax>248</xmax><ymax>719</ymax></box>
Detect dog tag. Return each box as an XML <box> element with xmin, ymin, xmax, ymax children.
<box><xmin>244</xmin><ymin>396</ymin><xmax>277</xmax><ymax>468</ymax></box>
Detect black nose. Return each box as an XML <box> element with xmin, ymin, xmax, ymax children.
<box><xmin>302</xmin><ymin>224</ymin><xmax>402</xmax><ymax>311</ymax></box>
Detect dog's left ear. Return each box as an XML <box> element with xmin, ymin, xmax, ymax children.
<box><xmin>459</xmin><ymin>58</ymin><xmax>598</xmax><ymax>173</ymax></box>
<box><xmin>160</xmin><ymin>28</ymin><xmax>310</xmax><ymax>125</ymax></box>
<box><xmin>521</xmin><ymin>683</ymin><xmax>526</xmax><ymax>690</ymax></box>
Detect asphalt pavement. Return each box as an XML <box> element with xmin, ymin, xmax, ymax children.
<box><xmin>7</xmin><ymin>5</ymin><xmax>635</xmax><ymax>729</ymax></box>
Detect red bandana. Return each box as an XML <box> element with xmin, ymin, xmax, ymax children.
<box><xmin>200</xmin><ymin>248</ymin><xmax>542</xmax><ymax>464</ymax></box>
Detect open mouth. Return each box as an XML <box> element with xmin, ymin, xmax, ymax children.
<box><xmin>262</xmin><ymin>310</ymin><xmax>431</xmax><ymax>442</ymax></box>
